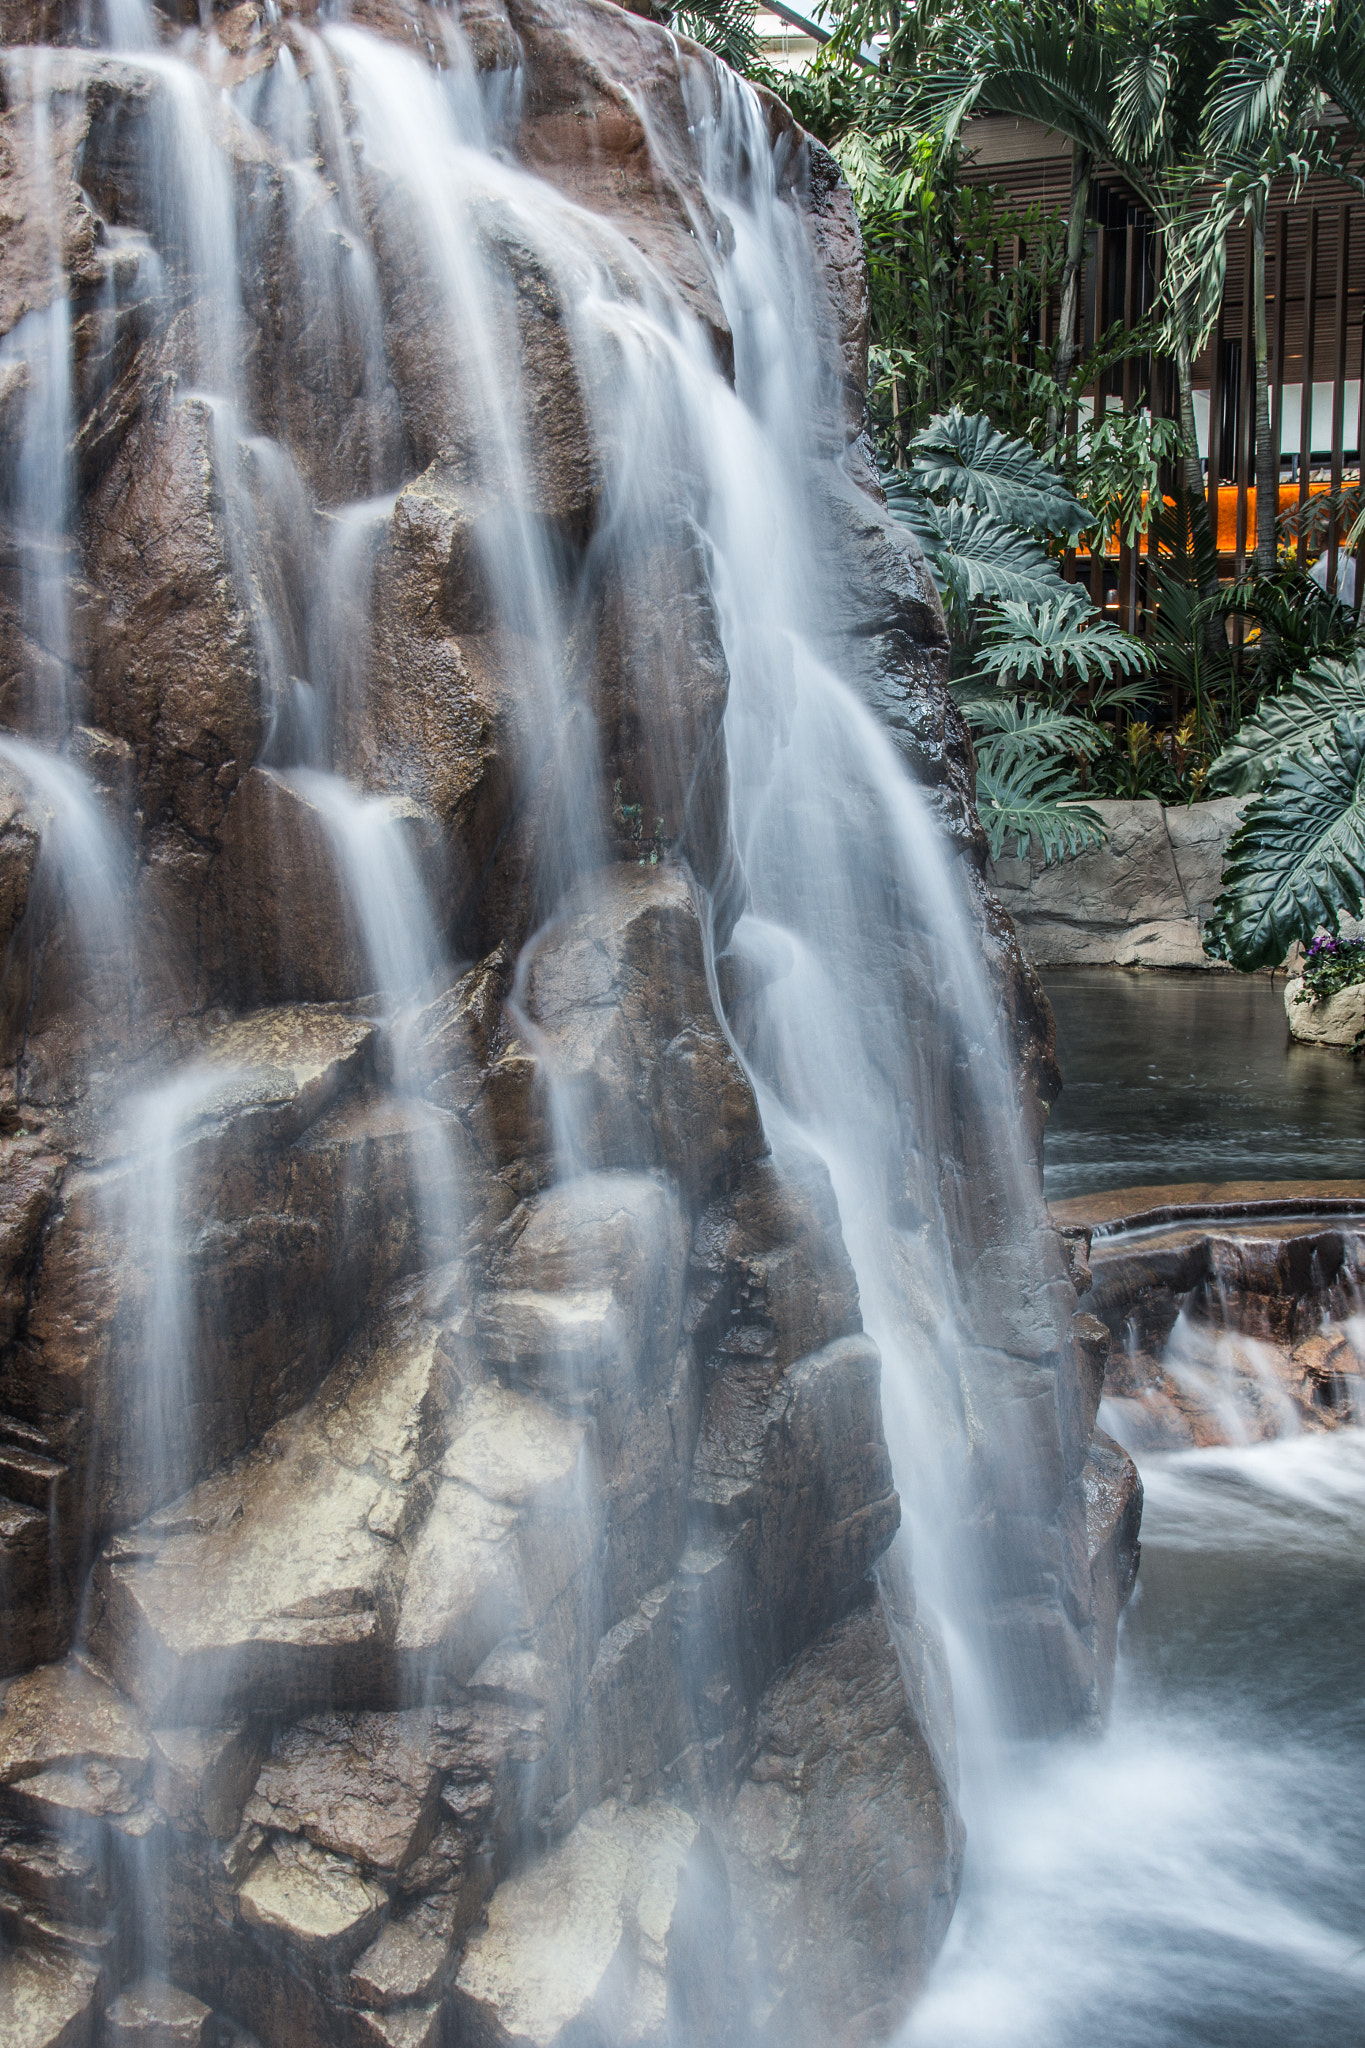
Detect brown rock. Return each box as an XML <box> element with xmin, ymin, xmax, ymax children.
<box><xmin>518</xmin><ymin>864</ymin><xmax>766</xmax><ymax>1193</ymax></box>
<box><xmin>0</xmin><ymin>1657</ymin><xmax>151</xmax><ymax>1826</ymax></box>
<box><xmin>245</xmin><ymin>1711</ymin><xmax>442</xmax><ymax>1876</ymax></box>
<box><xmin>677</xmin><ymin>1333</ymin><xmax>900</xmax><ymax>1763</ymax></box>
<box><xmin>1084</xmin><ymin>1430</ymin><xmax>1143</xmax><ymax>1715</ymax></box>
<box><xmin>0</xmin><ymin>1944</ymin><xmax>101</xmax><ymax>2048</ymax></box>
<box><xmin>724</xmin><ymin>1591</ymin><xmax>963</xmax><ymax>2048</ymax></box>
<box><xmin>236</xmin><ymin>1834</ymin><xmax>388</xmax><ymax>1968</ymax></box>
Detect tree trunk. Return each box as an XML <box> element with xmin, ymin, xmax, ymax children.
<box><xmin>1048</xmin><ymin>142</ymin><xmax>1092</xmax><ymax>443</ymax></box>
<box><xmin>1253</xmin><ymin>211</ymin><xmax>1277</xmax><ymax>580</ymax></box>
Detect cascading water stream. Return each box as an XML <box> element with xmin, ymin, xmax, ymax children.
<box><xmin>0</xmin><ymin>8</ymin><xmax>1355</xmax><ymax>2042</ymax></box>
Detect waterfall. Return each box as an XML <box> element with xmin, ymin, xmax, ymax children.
<box><xmin>0</xmin><ymin>8</ymin><xmax>1136</xmax><ymax>2044</ymax></box>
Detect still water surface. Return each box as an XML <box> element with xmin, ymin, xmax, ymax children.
<box><xmin>908</xmin><ymin>970</ymin><xmax>1365</xmax><ymax>2046</ymax></box>
<box><xmin>1042</xmin><ymin>968</ymin><xmax>1365</xmax><ymax>1199</ymax></box>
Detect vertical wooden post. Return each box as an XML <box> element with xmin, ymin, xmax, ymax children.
<box><xmin>1271</xmin><ymin>207</ymin><xmax>1289</xmax><ymax>554</ymax></box>
<box><xmin>1120</xmin><ymin>212</ymin><xmax>1140</xmax><ymax>628</ymax></box>
<box><xmin>1355</xmin><ymin>309</ymin><xmax>1365</xmax><ymax>616</ymax></box>
<box><xmin>1329</xmin><ymin>202</ymin><xmax>1350</xmax><ymax>594</ymax></box>
<box><xmin>1091</xmin><ymin>219</ymin><xmax>1110</xmax><ymax>610</ymax></box>
<box><xmin>1208</xmin><ymin>305</ymin><xmax>1225</xmax><ymax>563</ymax></box>
<box><xmin>1236</xmin><ymin>221</ymin><xmax>1253</xmax><ymax>587</ymax></box>
<box><xmin>1299</xmin><ymin>206</ymin><xmax>1319</xmax><ymax>568</ymax></box>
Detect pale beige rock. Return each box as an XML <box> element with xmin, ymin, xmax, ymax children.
<box><xmin>1284</xmin><ymin>974</ymin><xmax>1365</xmax><ymax>1045</ymax></box>
<box><xmin>454</xmin><ymin>1797</ymin><xmax>726</xmax><ymax>2048</ymax></box>
<box><xmin>348</xmin><ymin>1892</ymin><xmax>464</xmax><ymax>2009</ymax></box>
<box><xmin>987</xmin><ymin>797</ymin><xmax>1248</xmax><ymax>968</ymax></box>
<box><xmin>89</xmin><ymin>1298</ymin><xmax>451</xmax><ymax>1718</ymax></box>
<box><xmin>0</xmin><ymin>1945</ymin><xmax>101</xmax><ymax>2048</ymax></box>
<box><xmin>0</xmin><ymin>1658</ymin><xmax>151</xmax><ymax>1825</ymax></box>
<box><xmin>236</xmin><ymin>1834</ymin><xmax>388</xmax><ymax>1965</ymax></box>
<box><xmin>104</xmin><ymin>1976</ymin><xmax>211</xmax><ymax>2048</ymax></box>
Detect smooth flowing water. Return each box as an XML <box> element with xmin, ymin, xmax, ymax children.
<box><xmin>903</xmin><ymin>969</ymin><xmax>1365</xmax><ymax>2046</ymax></box>
<box><xmin>905</xmin><ymin>1430</ymin><xmax>1365</xmax><ymax>2048</ymax></box>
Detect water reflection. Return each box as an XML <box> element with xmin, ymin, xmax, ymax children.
<box><xmin>1042</xmin><ymin>969</ymin><xmax>1365</xmax><ymax>1200</ymax></box>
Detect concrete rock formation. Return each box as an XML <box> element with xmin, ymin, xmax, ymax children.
<box><xmin>989</xmin><ymin>796</ymin><xmax>1248</xmax><ymax>969</ymax></box>
<box><xmin>0</xmin><ymin>1</ymin><xmax>1138</xmax><ymax>2043</ymax></box>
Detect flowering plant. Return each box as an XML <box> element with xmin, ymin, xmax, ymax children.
<box><xmin>1294</xmin><ymin>933</ymin><xmax>1365</xmax><ymax>1004</ymax></box>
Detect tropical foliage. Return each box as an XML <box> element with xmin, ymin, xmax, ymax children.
<box><xmin>733</xmin><ymin>0</ymin><xmax>1365</xmax><ymax>931</ymax></box>
<box><xmin>1206</xmin><ymin>651</ymin><xmax>1365</xmax><ymax>967</ymax></box>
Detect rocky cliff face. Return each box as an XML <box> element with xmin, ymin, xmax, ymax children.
<box><xmin>0</xmin><ymin>3</ymin><xmax>1139</xmax><ymax>2044</ymax></box>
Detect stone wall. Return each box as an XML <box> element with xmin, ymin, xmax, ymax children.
<box><xmin>987</xmin><ymin>797</ymin><xmax>1247</xmax><ymax>969</ymax></box>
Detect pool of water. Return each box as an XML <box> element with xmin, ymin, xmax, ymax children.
<box><xmin>906</xmin><ymin>1429</ymin><xmax>1365</xmax><ymax>2048</ymax></box>
<box><xmin>1042</xmin><ymin>969</ymin><xmax>1365</xmax><ymax>1200</ymax></box>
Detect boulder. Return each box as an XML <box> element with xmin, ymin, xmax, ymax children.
<box><xmin>103</xmin><ymin>1978</ymin><xmax>212</xmax><ymax>2048</ymax></box>
<box><xmin>1</xmin><ymin>1006</ymin><xmax>455</xmax><ymax>1569</ymax></box>
<box><xmin>518</xmin><ymin>864</ymin><xmax>766</xmax><ymax>1193</ymax></box>
<box><xmin>453</xmin><ymin>1797</ymin><xmax>730</xmax><ymax>2048</ymax></box>
<box><xmin>1284</xmin><ymin>974</ymin><xmax>1365</xmax><ymax>1046</ymax></box>
<box><xmin>987</xmin><ymin>797</ymin><xmax>1249</xmax><ymax>970</ymax></box>
<box><xmin>1084</xmin><ymin>1430</ymin><xmax>1142</xmax><ymax>1715</ymax></box>
<box><xmin>723</xmin><ymin>1591</ymin><xmax>963</xmax><ymax>2048</ymax></box>
<box><xmin>0</xmin><ymin>1945</ymin><xmax>102</xmax><ymax>2048</ymax></box>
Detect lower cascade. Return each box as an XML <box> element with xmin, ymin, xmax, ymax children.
<box><xmin>0</xmin><ymin>3</ymin><xmax>1141</xmax><ymax>2044</ymax></box>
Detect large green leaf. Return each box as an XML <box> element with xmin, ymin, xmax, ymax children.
<box><xmin>967</xmin><ymin>696</ymin><xmax>1108</xmax><ymax>765</ymax></box>
<box><xmin>1207</xmin><ymin>648</ymin><xmax>1365</xmax><ymax>796</ymax></box>
<box><xmin>979</xmin><ymin>595</ymin><xmax>1154</xmax><ymax>689</ymax></box>
<box><xmin>910</xmin><ymin>409</ymin><xmax>1088</xmax><ymax>534</ymax></box>
<box><xmin>907</xmin><ymin>501</ymin><xmax>1064</xmax><ymax>608</ymax></box>
<box><xmin>975</xmin><ymin>751</ymin><xmax>1109</xmax><ymax>867</ymax></box>
<box><xmin>1205</xmin><ymin>712</ymin><xmax>1365</xmax><ymax>970</ymax></box>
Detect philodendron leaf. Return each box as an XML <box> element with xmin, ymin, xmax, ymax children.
<box><xmin>979</xmin><ymin>595</ymin><xmax>1155</xmax><ymax>689</ymax></box>
<box><xmin>1206</xmin><ymin>712</ymin><xmax>1365</xmax><ymax>970</ymax></box>
<box><xmin>967</xmin><ymin>696</ymin><xmax>1109</xmax><ymax>765</ymax></box>
<box><xmin>1207</xmin><ymin>648</ymin><xmax>1365</xmax><ymax>796</ymax></box>
<box><xmin>913</xmin><ymin>502</ymin><xmax>1064</xmax><ymax>607</ymax></box>
<box><xmin>974</xmin><ymin>751</ymin><xmax>1109</xmax><ymax>866</ymax></box>
<box><xmin>910</xmin><ymin>408</ymin><xmax>1089</xmax><ymax>534</ymax></box>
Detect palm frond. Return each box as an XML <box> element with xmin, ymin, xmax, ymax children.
<box><xmin>672</xmin><ymin>0</ymin><xmax>759</xmax><ymax>73</ymax></box>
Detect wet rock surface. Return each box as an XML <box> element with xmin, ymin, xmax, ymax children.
<box><xmin>0</xmin><ymin>0</ymin><xmax>1129</xmax><ymax>2040</ymax></box>
<box><xmin>1057</xmin><ymin>1188</ymin><xmax>1365</xmax><ymax>1448</ymax></box>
